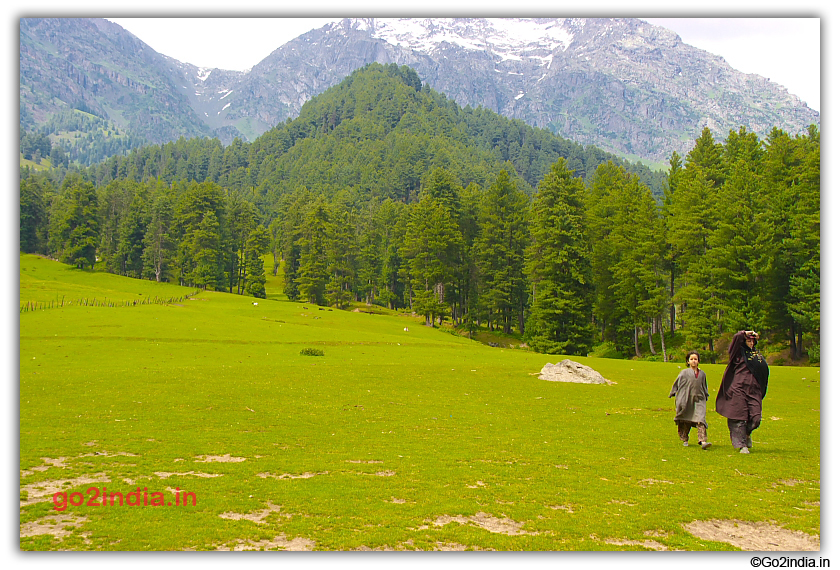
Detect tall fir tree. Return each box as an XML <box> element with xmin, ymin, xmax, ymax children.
<box><xmin>295</xmin><ymin>198</ymin><xmax>330</xmax><ymax>305</ymax></box>
<box><xmin>141</xmin><ymin>186</ymin><xmax>175</xmax><ymax>282</ymax></box>
<box><xmin>400</xmin><ymin>193</ymin><xmax>461</xmax><ymax>325</ymax></box>
<box><xmin>524</xmin><ymin>158</ymin><xmax>593</xmax><ymax>355</ymax></box>
<box><xmin>244</xmin><ymin>225</ymin><xmax>271</xmax><ymax>298</ymax></box>
<box><xmin>188</xmin><ymin>211</ymin><xmax>222</xmax><ymax>290</ymax></box>
<box><xmin>48</xmin><ymin>174</ymin><xmax>100</xmax><ymax>269</ymax></box>
<box><xmin>474</xmin><ymin>170</ymin><xmax>529</xmax><ymax>334</ymax></box>
<box><xmin>20</xmin><ymin>176</ymin><xmax>48</xmax><ymax>254</ymax></box>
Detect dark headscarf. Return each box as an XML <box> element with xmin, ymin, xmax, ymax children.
<box><xmin>743</xmin><ymin>340</ymin><xmax>769</xmax><ymax>398</ymax></box>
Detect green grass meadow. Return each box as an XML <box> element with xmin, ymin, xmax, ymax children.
<box><xmin>18</xmin><ymin>254</ymin><xmax>820</xmax><ymax>551</ymax></box>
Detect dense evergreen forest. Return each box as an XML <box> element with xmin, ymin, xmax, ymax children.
<box><xmin>19</xmin><ymin>63</ymin><xmax>820</xmax><ymax>363</ymax></box>
<box><xmin>20</xmin><ymin>109</ymin><xmax>149</xmax><ymax>168</ymax></box>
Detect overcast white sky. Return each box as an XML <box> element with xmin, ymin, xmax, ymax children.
<box><xmin>105</xmin><ymin>16</ymin><xmax>821</xmax><ymax>112</ymax></box>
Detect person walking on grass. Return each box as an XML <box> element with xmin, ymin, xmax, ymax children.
<box><xmin>669</xmin><ymin>350</ymin><xmax>712</xmax><ymax>449</ymax></box>
<box><xmin>716</xmin><ymin>330</ymin><xmax>769</xmax><ymax>454</ymax></box>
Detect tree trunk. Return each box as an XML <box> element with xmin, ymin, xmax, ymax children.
<box><xmin>659</xmin><ymin>315</ymin><xmax>668</xmax><ymax>362</ymax></box>
<box><xmin>633</xmin><ymin>326</ymin><xmax>641</xmax><ymax>358</ymax></box>
<box><xmin>797</xmin><ymin>326</ymin><xmax>803</xmax><ymax>360</ymax></box>
<box><xmin>648</xmin><ymin>319</ymin><xmax>657</xmax><ymax>355</ymax></box>
<box><xmin>790</xmin><ymin>320</ymin><xmax>797</xmax><ymax>360</ymax></box>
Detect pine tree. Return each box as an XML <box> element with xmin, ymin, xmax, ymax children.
<box><xmin>244</xmin><ymin>225</ymin><xmax>271</xmax><ymax>298</ymax></box>
<box><xmin>375</xmin><ymin>199</ymin><xmax>407</xmax><ymax>310</ymax></box>
<box><xmin>224</xmin><ymin>194</ymin><xmax>258</xmax><ymax>294</ymax></box>
<box><xmin>585</xmin><ymin>162</ymin><xmax>627</xmax><ymax>346</ymax></box>
<box><xmin>296</xmin><ymin>198</ymin><xmax>330</xmax><ymax>305</ymax></box>
<box><xmin>141</xmin><ymin>186</ymin><xmax>175</xmax><ymax>283</ymax></box>
<box><xmin>172</xmin><ymin>181</ymin><xmax>226</xmax><ymax>287</ymax></box>
<box><xmin>325</xmin><ymin>198</ymin><xmax>358</xmax><ymax>309</ymax></box>
<box><xmin>707</xmin><ymin>128</ymin><xmax>766</xmax><ymax>333</ymax></box>
<box><xmin>474</xmin><ymin>170</ymin><xmax>529</xmax><ymax>334</ymax></box>
<box><xmin>116</xmin><ymin>191</ymin><xmax>149</xmax><ymax>278</ymax></box>
<box><xmin>524</xmin><ymin>157</ymin><xmax>593</xmax><ymax>355</ymax></box>
<box><xmin>48</xmin><ymin>174</ymin><xmax>100</xmax><ymax>269</ymax></box>
<box><xmin>20</xmin><ymin>176</ymin><xmax>48</xmax><ymax>254</ymax></box>
<box><xmin>188</xmin><ymin>211</ymin><xmax>222</xmax><ymax>290</ymax></box>
<box><xmin>400</xmin><ymin>193</ymin><xmax>461</xmax><ymax>325</ymax></box>
<box><xmin>586</xmin><ymin>162</ymin><xmax>666</xmax><ymax>356</ymax></box>
<box><xmin>356</xmin><ymin>201</ymin><xmax>384</xmax><ymax>306</ymax></box>
<box><xmin>668</xmin><ymin>177</ymin><xmax>720</xmax><ymax>357</ymax></box>
<box><xmin>759</xmin><ymin>126</ymin><xmax>820</xmax><ymax>359</ymax></box>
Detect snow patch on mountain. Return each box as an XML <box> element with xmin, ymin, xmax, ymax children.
<box><xmin>340</xmin><ymin>18</ymin><xmax>575</xmax><ymax>61</ymax></box>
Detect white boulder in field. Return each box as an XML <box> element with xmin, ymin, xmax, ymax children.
<box><xmin>538</xmin><ymin>360</ymin><xmax>615</xmax><ymax>385</ymax></box>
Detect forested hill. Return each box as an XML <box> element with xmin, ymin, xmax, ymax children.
<box><xmin>19</xmin><ymin>62</ymin><xmax>820</xmax><ymax>363</ymax></box>
<box><xmin>77</xmin><ymin>63</ymin><xmax>666</xmax><ymax>205</ymax></box>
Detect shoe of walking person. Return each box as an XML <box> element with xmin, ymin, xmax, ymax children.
<box><xmin>740</xmin><ymin>447</ymin><xmax>750</xmax><ymax>454</ymax></box>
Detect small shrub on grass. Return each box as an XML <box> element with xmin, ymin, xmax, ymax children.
<box><xmin>300</xmin><ymin>347</ymin><xmax>324</xmax><ymax>356</ymax></box>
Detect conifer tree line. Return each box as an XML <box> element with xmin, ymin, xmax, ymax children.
<box><xmin>19</xmin><ymin>64</ymin><xmax>819</xmax><ymax>361</ymax></box>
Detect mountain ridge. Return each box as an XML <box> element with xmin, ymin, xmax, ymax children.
<box><xmin>20</xmin><ymin>17</ymin><xmax>819</xmax><ymax>166</ymax></box>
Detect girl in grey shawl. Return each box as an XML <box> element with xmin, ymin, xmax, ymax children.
<box><xmin>670</xmin><ymin>350</ymin><xmax>712</xmax><ymax>449</ymax></box>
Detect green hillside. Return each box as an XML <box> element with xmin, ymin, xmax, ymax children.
<box><xmin>19</xmin><ymin>65</ymin><xmax>820</xmax><ymax>365</ymax></box>
<box><xmin>19</xmin><ymin>255</ymin><xmax>820</xmax><ymax>551</ymax></box>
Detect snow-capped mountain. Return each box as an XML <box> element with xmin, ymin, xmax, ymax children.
<box><xmin>349</xmin><ymin>17</ymin><xmax>575</xmax><ymax>58</ymax></box>
<box><xmin>20</xmin><ymin>17</ymin><xmax>819</xmax><ymax>163</ymax></box>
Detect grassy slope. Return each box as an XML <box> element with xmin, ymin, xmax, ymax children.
<box><xmin>19</xmin><ymin>254</ymin><xmax>820</xmax><ymax>551</ymax></box>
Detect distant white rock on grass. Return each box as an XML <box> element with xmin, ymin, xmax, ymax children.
<box><xmin>538</xmin><ymin>360</ymin><xmax>615</xmax><ymax>385</ymax></box>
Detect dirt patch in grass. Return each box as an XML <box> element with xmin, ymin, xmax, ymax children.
<box><xmin>194</xmin><ymin>454</ymin><xmax>246</xmax><ymax>463</ymax></box>
<box><xmin>430</xmin><ymin>512</ymin><xmax>538</xmax><ymax>536</ymax></box>
<box><xmin>20</xmin><ymin>473</ymin><xmax>110</xmax><ymax>507</ymax></box>
<box><xmin>432</xmin><ymin>542</ymin><xmax>470</xmax><ymax>551</ymax></box>
<box><xmin>547</xmin><ymin>504</ymin><xmax>576</xmax><ymax>513</ymax></box>
<box><xmin>214</xmin><ymin>533</ymin><xmax>315</xmax><ymax>551</ymax></box>
<box><xmin>78</xmin><ymin>450</ymin><xmax>138</xmax><ymax>458</ymax></box>
<box><xmin>154</xmin><ymin>471</ymin><xmax>223</xmax><ymax>479</ymax></box>
<box><xmin>218</xmin><ymin>501</ymin><xmax>292</xmax><ymax>524</ymax></box>
<box><xmin>355</xmin><ymin>539</ymin><xmax>489</xmax><ymax>551</ymax></box>
<box><xmin>638</xmin><ymin>478</ymin><xmax>674</xmax><ymax>487</ymax></box>
<box><xmin>432</xmin><ymin>543</ymin><xmax>465</xmax><ymax>551</ymax></box>
<box><xmin>683</xmin><ymin>519</ymin><xmax>819</xmax><ymax>551</ymax></box>
<box><xmin>20</xmin><ymin>513</ymin><xmax>90</xmax><ymax>543</ymax></box>
<box><xmin>602</xmin><ymin>537</ymin><xmax>669</xmax><ymax>551</ymax></box>
<box><xmin>773</xmin><ymin>478</ymin><xmax>809</xmax><ymax>487</ymax></box>
<box><xmin>21</xmin><ymin>457</ymin><xmax>71</xmax><ymax>477</ymax></box>
<box><xmin>346</xmin><ymin>460</ymin><xmax>383</xmax><ymax>464</ymax></box>
<box><xmin>256</xmin><ymin>471</ymin><xmax>328</xmax><ymax>480</ymax></box>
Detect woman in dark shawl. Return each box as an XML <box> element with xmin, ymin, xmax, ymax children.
<box><xmin>715</xmin><ymin>330</ymin><xmax>769</xmax><ymax>454</ymax></box>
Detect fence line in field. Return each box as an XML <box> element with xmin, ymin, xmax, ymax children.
<box><xmin>20</xmin><ymin>291</ymin><xmax>200</xmax><ymax>313</ymax></box>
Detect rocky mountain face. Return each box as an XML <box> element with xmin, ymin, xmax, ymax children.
<box><xmin>20</xmin><ymin>18</ymin><xmax>212</xmax><ymax>144</ymax></box>
<box><xmin>20</xmin><ymin>17</ymin><xmax>819</xmax><ymax>165</ymax></box>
